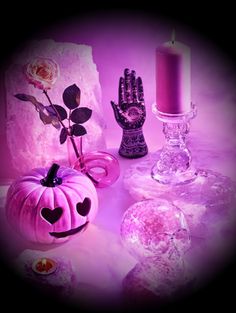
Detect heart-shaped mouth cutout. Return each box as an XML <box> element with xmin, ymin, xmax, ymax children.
<box><xmin>76</xmin><ymin>197</ymin><xmax>91</xmax><ymax>216</ymax></box>
<box><xmin>41</xmin><ymin>207</ymin><xmax>63</xmax><ymax>224</ymax></box>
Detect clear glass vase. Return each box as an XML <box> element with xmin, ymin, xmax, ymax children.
<box><xmin>67</xmin><ymin>136</ymin><xmax>120</xmax><ymax>188</ymax></box>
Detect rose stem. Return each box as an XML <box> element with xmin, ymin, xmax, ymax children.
<box><xmin>43</xmin><ymin>90</ymin><xmax>97</xmax><ymax>184</ymax></box>
<box><xmin>43</xmin><ymin>90</ymin><xmax>80</xmax><ymax>158</ymax></box>
<box><xmin>79</xmin><ymin>135</ymin><xmax>83</xmax><ymax>156</ymax></box>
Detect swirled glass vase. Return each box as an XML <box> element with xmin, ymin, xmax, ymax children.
<box><xmin>67</xmin><ymin>137</ymin><xmax>120</xmax><ymax>188</ymax></box>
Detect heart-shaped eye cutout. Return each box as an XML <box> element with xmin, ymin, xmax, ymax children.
<box><xmin>76</xmin><ymin>197</ymin><xmax>91</xmax><ymax>216</ymax></box>
<box><xmin>41</xmin><ymin>207</ymin><xmax>63</xmax><ymax>224</ymax></box>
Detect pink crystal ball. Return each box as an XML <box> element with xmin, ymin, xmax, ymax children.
<box><xmin>120</xmin><ymin>199</ymin><xmax>191</xmax><ymax>260</ymax></box>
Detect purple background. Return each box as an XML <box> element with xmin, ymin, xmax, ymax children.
<box><xmin>0</xmin><ymin>8</ymin><xmax>236</xmax><ymax>312</ymax></box>
<box><xmin>1</xmin><ymin>11</ymin><xmax>236</xmax><ymax>179</ymax></box>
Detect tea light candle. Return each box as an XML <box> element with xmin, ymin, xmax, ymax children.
<box><xmin>156</xmin><ymin>31</ymin><xmax>191</xmax><ymax>115</ymax></box>
<box><xmin>32</xmin><ymin>257</ymin><xmax>57</xmax><ymax>275</ymax></box>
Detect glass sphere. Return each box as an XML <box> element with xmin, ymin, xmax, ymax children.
<box><xmin>120</xmin><ymin>199</ymin><xmax>190</xmax><ymax>260</ymax></box>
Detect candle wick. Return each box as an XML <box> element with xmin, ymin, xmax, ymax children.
<box><xmin>171</xmin><ymin>29</ymin><xmax>176</xmax><ymax>44</ymax></box>
<box><xmin>42</xmin><ymin>258</ymin><xmax>47</xmax><ymax>269</ymax></box>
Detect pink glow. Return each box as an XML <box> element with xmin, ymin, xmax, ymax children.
<box><xmin>0</xmin><ymin>9</ymin><xmax>236</xmax><ymax>311</ymax></box>
<box><xmin>0</xmin><ymin>13</ymin><xmax>236</xmax><ymax>179</ymax></box>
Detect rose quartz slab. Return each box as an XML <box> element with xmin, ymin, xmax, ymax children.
<box><xmin>123</xmin><ymin>256</ymin><xmax>194</xmax><ymax>300</ymax></box>
<box><xmin>5</xmin><ymin>39</ymin><xmax>106</xmax><ymax>174</ymax></box>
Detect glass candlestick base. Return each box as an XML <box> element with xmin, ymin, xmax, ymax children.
<box><xmin>151</xmin><ymin>104</ymin><xmax>198</xmax><ymax>185</ymax></box>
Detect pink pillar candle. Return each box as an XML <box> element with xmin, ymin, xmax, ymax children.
<box><xmin>156</xmin><ymin>39</ymin><xmax>191</xmax><ymax>115</ymax></box>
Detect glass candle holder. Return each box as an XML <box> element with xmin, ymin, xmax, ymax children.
<box><xmin>32</xmin><ymin>258</ymin><xmax>57</xmax><ymax>275</ymax></box>
<box><xmin>151</xmin><ymin>103</ymin><xmax>198</xmax><ymax>185</ymax></box>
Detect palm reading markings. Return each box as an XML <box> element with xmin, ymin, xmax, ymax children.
<box><xmin>111</xmin><ymin>68</ymin><xmax>146</xmax><ymax>129</ymax></box>
<box><xmin>111</xmin><ymin>68</ymin><xmax>148</xmax><ymax>158</ymax></box>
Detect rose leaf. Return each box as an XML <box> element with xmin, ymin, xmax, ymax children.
<box><xmin>70</xmin><ymin>107</ymin><xmax>92</xmax><ymax>124</ymax></box>
<box><xmin>51</xmin><ymin>118</ymin><xmax>61</xmax><ymax>130</ymax></box>
<box><xmin>71</xmin><ymin>124</ymin><xmax>87</xmax><ymax>136</ymax></box>
<box><xmin>46</xmin><ymin>105</ymin><xmax>67</xmax><ymax>120</ymax></box>
<box><xmin>62</xmin><ymin>84</ymin><xmax>81</xmax><ymax>109</ymax></box>
<box><xmin>60</xmin><ymin>127</ymin><xmax>68</xmax><ymax>144</ymax></box>
<box><xmin>39</xmin><ymin>111</ymin><xmax>54</xmax><ymax>125</ymax></box>
<box><xmin>14</xmin><ymin>94</ymin><xmax>36</xmax><ymax>102</ymax></box>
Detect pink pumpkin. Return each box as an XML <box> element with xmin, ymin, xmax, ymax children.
<box><xmin>6</xmin><ymin>163</ymin><xmax>98</xmax><ymax>244</ymax></box>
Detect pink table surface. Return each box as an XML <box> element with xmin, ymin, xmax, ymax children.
<box><xmin>0</xmin><ymin>140</ymin><xmax>236</xmax><ymax>309</ymax></box>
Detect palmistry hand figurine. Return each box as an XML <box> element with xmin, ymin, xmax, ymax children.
<box><xmin>111</xmin><ymin>68</ymin><xmax>148</xmax><ymax>158</ymax></box>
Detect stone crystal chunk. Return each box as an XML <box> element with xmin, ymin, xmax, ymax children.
<box><xmin>123</xmin><ymin>256</ymin><xmax>194</xmax><ymax>301</ymax></box>
<box><xmin>5</xmin><ymin>39</ymin><xmax>106</xmax><ymax>174</ymax></box>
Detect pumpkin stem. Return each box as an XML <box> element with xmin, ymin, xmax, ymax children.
<box><xmin>41</xmin><ymin>163</ymin><xmax>62</xmax><ymax>187</ymax></box>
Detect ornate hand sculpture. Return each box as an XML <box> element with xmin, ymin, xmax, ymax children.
<box><xmin>111</xmin><ymin>68</ymin><xmax>148</xmax><ymax>158</ymax></box>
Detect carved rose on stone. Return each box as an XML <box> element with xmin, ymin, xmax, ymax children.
<box><xmin>24</xmin><ymin>57</ymin><xmax>60</xmax><ymax>90</ymax></box>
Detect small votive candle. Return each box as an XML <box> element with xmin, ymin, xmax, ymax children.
<box><xmin>32</xmin><ymin>258</ymin><xmax>57</xmax><ymax>275</ymax></box>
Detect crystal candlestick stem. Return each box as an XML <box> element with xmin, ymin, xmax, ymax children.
<box><xmin>151</xmin><ymin>103</ymin><xmax>198</xmax><ymax>185</ymax></box>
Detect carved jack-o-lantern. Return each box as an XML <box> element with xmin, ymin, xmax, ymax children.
<box><xmin>6</xmin><ymin>163</ymin><xmax>98</xmax><ymax>244</ymax></box>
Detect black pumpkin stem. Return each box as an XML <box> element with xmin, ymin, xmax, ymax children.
<box><xmin>41</xmin><ymin>163</ymin><xmax>62</xmax><ymax>187</ymax></box>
